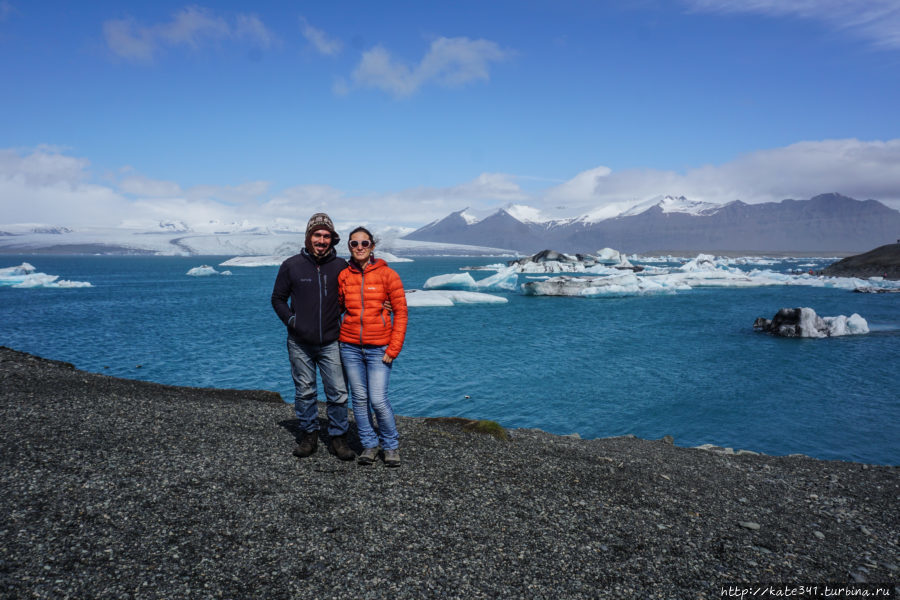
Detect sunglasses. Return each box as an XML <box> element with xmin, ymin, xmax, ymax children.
<box><xmin>349</xmin><ymin>240</ymin><xmax>372</xmax><ymax>249</ymax></box>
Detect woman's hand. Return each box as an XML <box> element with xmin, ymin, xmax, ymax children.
<box><xmin>382</xmin><ymin>353</ymin><xmax>394</xmax><ymax>364</ymax></box>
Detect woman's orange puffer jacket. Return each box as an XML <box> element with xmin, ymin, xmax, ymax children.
<box><xmin>338</xmin><ymin>258</ymin><xmax>408</xmax><ymax>359</ymax></box>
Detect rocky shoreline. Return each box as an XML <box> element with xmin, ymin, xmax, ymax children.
<box><xmin>1</xmin><ymin>346</ymin><xmax>897</xmax><ymax>598</ymax></box>
<box><xmin>823</xmin><ymin>243</ymin><xmax>900</xmax><ymax>280</ymax></box>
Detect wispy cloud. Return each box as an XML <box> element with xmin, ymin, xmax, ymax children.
<box><xmin>299</xmin><ymin>16</ymin><xmax>342</xmax><ymax>56</ymax></box>
<box><xmin>0</xmin><ymin>1</ymin><xmax>15</xmax><ymax>22</ymax></box>
<box><xmin>103</xmin><ymin>5</ymin><xmax>279</xmax><ymax>62</ymax></box>
<box><xmin>345</xmin><ymin>36</ymin><xmax>511</xmax><ymax>97</ymax></box>
<box><xmin>683</xmin><ymin>0</ymin><xmax>900</xmax><ymax>50</ymax></box>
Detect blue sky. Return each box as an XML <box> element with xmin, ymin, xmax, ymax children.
<box><xmin>1</xmin><ymin>0</ymin><xmax>899</xmax><ymax>230</ymax></box>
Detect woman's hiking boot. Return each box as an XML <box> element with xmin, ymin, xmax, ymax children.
<box><xmin>330</xmin><ymin>434</ymin><xmax>355</xmax><ymax>461</ymax></box>
<box><xmin>384</xmin><ymin>449</ymin><xmax>401</xmax><ymax>468</ymax></box>
<box><xmin>357</xmin><ymin>447</ymin><xmax>378</xmax><ymax>466</ymax></box>
<box><xmin>292</xmin><ymin>432</ymin><xmax>318</xmax><ymax>458</ymax></box>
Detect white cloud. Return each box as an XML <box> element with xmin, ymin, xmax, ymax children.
<box><xmin>299</xmin><ymin>16</ymin><xmax>342</xmax><ymax>56</ymax></box>
<box><xmin>187</xmin><ymin>181</ymin><xmax>270</xmax><ymax>204</ymax></box>
<box><xmin>684</xmin><ymin>0</ymin><xmax>900</xmax><ymax>50</ymax></box>
<box><xmin>543</xmin><ymin>139</ymin><xmax>900</xmax><ymax>215</ymax></box>
<box><xmin>235</xmin><ymin>14</ymin><xmax>279</xmax><ymax>49</ymax></box>
<box><xmin>103</xmin><ymin>6</ymin><xmax>279</xmax><ymax>62</ymax></box>
<box><xmin>0</xmin><ymin>146</ymin><xmax>90</xmax><ymax>185</ymax></box>
<box><xmin>119</xmin><ymin>175</ymin><xmax>183</xmax><ymax>198</ymax></box>
<box><xmin>2</xmin><ymin>140</ymin><xmax>898</xmax><ymax>232</ymax></box>
<box><xmin>0</xmin><ymin>148</ymin><xmax>127</xmax><ymax>225</ymax></box>
<box><xmin>349</xmin><ymin>36</ymin><xmax>511</xmax><ymax>97</ymax></box>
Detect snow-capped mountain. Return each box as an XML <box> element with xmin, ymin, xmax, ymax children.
<box><xmin>403</xmin><ymin>193</ymin><xmax>900</xmax><ymax>253</ymax></box>
<box><xmin>617</xmin><ymin>195</ymin><xmax>722</xmax><ymax>218</ymax></box>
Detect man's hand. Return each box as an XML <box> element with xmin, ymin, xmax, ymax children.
<box><xmin>382</xmin><ymin>354</ymin><xmax>394</xmax><ymax>364</ymax></box>
<box><xmin>382</xmin><ymin>299</ymin><xmax>392</xmax><ymax>313</ymax></box>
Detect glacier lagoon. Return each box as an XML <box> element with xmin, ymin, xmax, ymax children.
<box><xmin>1</xmin><ymin>254</ymin><xmax>897</xmax><ymax>465</ymax></box>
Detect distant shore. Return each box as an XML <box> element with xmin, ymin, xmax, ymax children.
<box><xmin>1</xmin><ymin>346</ymin><xmax>897</xmax><ymax>598</ymax></box>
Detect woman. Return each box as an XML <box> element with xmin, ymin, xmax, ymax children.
<box><xmin>338</xmin><ymin>227</ymin><xmax>408</xmax><ymax>467</ymax></box>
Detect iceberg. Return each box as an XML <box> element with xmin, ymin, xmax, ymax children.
<box><xmin>471</xmin><ymin>266</ymin><xmax>519</xmax><ymax>292</ymax></box>
<box><xmin>753</xmin><ymin>308</ymin><xmax>869</xmax><ymax>338</ymax></box>
<box><xmin>405</xmin><ymin>289</ymin><xmax>508</xmax><ymax>307</ymax></box>
<box><xmin>522</xmin><ymin>272</ymin><xmax>689</xmax><ymax>297</ymax></box>
<box><xmin>187</xmin><ymin>265</ymin><xmax>230</xmax><ymax>276</ymax></box>
<box><xmin>0</xmin><ymin>262</ymin><xmax>92</xmax><ymax>288</ymax></box>
<box><xmin>377</xmin><ymin>251</ymin><xmax>413</xmax><ymax>263</ymax></box>
<box><xmin>424</xmin><ymin>273</ymin><xmax>477</xmax><ymax>290</ymax></box>
<box><xmin>0</xmin><ymin>262</ymin><xmax>37</xmax><ymax>279</ymax></box>
<box><xmin>220</xmin><ymin>256</ymin><xmax>285</xmax><ymax>267</ymax></box>
<box><xmin>424</xmin><ymin>266</ymin><xmax>519</xmax><ymax>292</ymax></box>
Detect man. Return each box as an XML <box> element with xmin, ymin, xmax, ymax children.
<box><xmin>271</xmin><ymin>213</ymin><xmax>355</xmax><ymax>460</ymax></box>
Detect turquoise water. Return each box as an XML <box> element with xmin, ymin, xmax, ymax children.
<box><xmin>1</xmin><ymin>255</ymin><xmax>898</xmax><ymax>465</ymax></box>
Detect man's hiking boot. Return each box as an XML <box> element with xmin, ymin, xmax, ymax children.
<box><xmin>330</xmin><ymin>434</ymin><xmax>355</xmax><ymax>461</ymax></box>
<box><xmin>292</xmin><ymin>432</ymin><xmax>318</xmax><ymax>458</ymax></box>
<box><xmin>357</xmin><ymin>447</ymin><xmax>378</xmax><ymax>466</ymax></box>
<box><xmin>384</xmin><ymin>449</ymin><xmax>401</xmax><ymax>468</ymax></box>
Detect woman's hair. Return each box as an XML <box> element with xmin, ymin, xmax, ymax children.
<box><xmin>348</xmin><ymin>226</ymin><xmax>376</xmax><ymax>246</ymax></box>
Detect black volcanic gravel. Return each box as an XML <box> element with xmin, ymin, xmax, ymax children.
<box><xmin>1</xmin><ymin>346</ymin><xmax>897</xmax><ymax>599</ymax></box>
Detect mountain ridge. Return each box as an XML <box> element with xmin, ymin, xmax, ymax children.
<box><xmin>403</xmin><ymin>193</ymin><xmax>900</xmax><ymax>253</ymax></box>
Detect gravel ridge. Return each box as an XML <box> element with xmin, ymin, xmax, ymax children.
<box><xmin>1</xmin><ymin>346</ymin><xmax>897</xmax><ymax>599</ymax></box>
<box><xmin>822</xmin><ymin>243</ymin><xmax>900</xmax><ymax>279</ymax></box>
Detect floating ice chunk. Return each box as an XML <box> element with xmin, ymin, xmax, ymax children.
<box><xmin>595</xmin><ymin>248</ymin><xmax>624</xmax><ymax>263</ymax></box>
<box><xmin>823</xmin><ymin>313</ymin><xmax>869</xmax><ymax>336</ymax></box>
<box><xmin>187</xmin><ymin>265</ymin><xmax>225</xmax><ymax>276</ymax></box>
<box><xmin>377</xmin><ymin>251</ymin><xmax>413</xmax><ymax>263</ymax></box>
<box><xmin>678</xmin><ymin>254</ymin><xmax>725</xmax><ymax>272</ymax></box>
<box><xmin>522</xmin><ymin>273</ymin><xmax>688</xmax><ymax>297</ymax></box>
<box><xmin>510</xmin><ymin>260</ymin><xmax>585</xmax><ymax>273</ymax></box>
<box><xmin>423</xmin><ymin>272</ymin><xmax>477</xmax><ymax>290</ymax></box>
<box><xmin>473</xmin><ymin>266</ymin><xmax>519</xmax><ymax>292</ymax></box>
<box><xmin>0</xmin><ymin>263</ymin><xmax>92</xmax><ymax>288</ymax></box>
<box><xmin>423</xmin><ymin>268</ymin><xmax>518</xmax><ymax>292</ymax></box>
<box><xmin>0</xmin><ymin>262</ymin><xmax>37</xmax><ymax>278</ymax></box>
<box><xmin>405</xmin><ymin>289</ymin><xmax>508</xmax><ymax>307</ymax></box>
<box><xmin>220</xmin><ymin>256</ymin><xmax>285</xmax><ymax>267</ymax></box>
<box><xmin>754</xmin><ymin>307</ymin><xmax>869</xmax><ymax>338</ymax></box>
<box><xmin>460</xmin><ymin>263</ymin><xmax>506</xmax><ymax>271</ymax></box>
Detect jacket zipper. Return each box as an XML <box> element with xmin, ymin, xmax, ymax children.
<box><xmin>358</xmin><ymin>265</ymin><xmax>365</xmax><ymax>345</ymax></box>
<box><xmin>317</xmin><ymin>265</ymin><xmax>323</xmax><ymax>344</ymax></box>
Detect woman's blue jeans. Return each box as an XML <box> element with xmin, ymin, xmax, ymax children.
<box><xmin>339</xmin><ymin>343</ymin><xmax>399</xmax><ymax>450</ymax></box>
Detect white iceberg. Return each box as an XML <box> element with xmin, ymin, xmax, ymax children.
<box><xmin>424</xmin><ymin>266</ymin><xmax>519</xmax><ymax>292</ymax></box>
<box><xmin>471</xmin><ymin>266</ymin><xmax>519</xmax><ymax>292</ymax></box>
<box><xmin>377</xmin><ymin>251</ymin><xmax>413</xmax><ymax>263</ymax></box>
<box><xmin>823</xmin><ymin>313</ymin><xmax>870</xmax><ymax>336</ymax></box>
<box><xmin>187</xmin><ymin>265</ymin><xmax>230</xmax><ymax>276</ymax></box>
<box><xmin>0</xmin><ymin>262</ymin><xmax>92</xmax><ymax>288</ymax></box>
<box><xmin>0</xmin><ymin>262</ymin><xmax>37</xmax><ymax>280</ymax></box>
<box><xmin>405</xmin><ymin>289</ymin><xmax>508</xmax><ymax>307</ymax></box>
<box><xmin>595</xmin><ymin>248</ymin><xmax>624</xmax><ymax>263</ymax></box>
<box><xmin>424</xmin><ymin>272</ymin><xmax>477</xmax><ymax>290</ymax></box>
<box><xmin>754</xmin><ymin>307</ymin><xmax>869</xmax><ymax>338</ymax></box>
<box><xmin>678</xmin><ymin>254</ymin><xmax>721</xmax><ymax>272</ymax></box>
<box><xmin>522</xmin><ymin>272</ymin><xmax>689</xmax><ymax>297</ymax></box>
<box><xmin>220</xmin><ymin>255</ymin><xmax>285</xmax><ymax>267</ymax></box>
